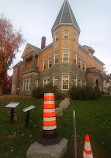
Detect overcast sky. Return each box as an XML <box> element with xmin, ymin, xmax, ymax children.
<box><xmin>0</xmin><ymin>0</ymin><xmax>111</xmax><ymax>75</ymax></box>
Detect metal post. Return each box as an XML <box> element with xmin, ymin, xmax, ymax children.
<box><xmin>73</xmin><ymin>110</ymin><xmax>77</xmax><ymax>158</ymax></box>
<box><xmin>11</xmin><ymin>108</ymin><xmax>14</xmax><ymax>121</ymax></box>
<box><xmin>26</xmin><ymin>111</ymin><xmax>30</xmax><ymax>127</ymax></box>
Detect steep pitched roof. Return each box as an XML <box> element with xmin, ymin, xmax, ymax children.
<box><xmin>93</xmin><ymin>56</ymin><xmax>105</xmax><ymax>65</ymax></box>
<box><xmin>28</xmin><ymin>43</ymin><xmax>40</xmax><ymax>51</ymax></box>
<box><xmin>52</xmin><ymin>0</ymin><xmax>80</xmax><ymax>32</ymax></box>
<box><xmin>82</xmin><ymin>45</ymin><xmax>95</xmax><ymax>54</ymax></box>
<box><xmin>22</xmin><ymin>43</ymin><xmax>40</xmax><ymax>58</ymax></box>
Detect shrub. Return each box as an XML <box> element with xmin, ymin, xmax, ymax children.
<box><xmin>32</xmin><ymin>87</ymin><xmax>44</xmax><ymax>98</ymax></box>
<box><xmin>68</xmin><ymin>86</ymin><xmax>100</xmax><ymax>100</ymax></box>
<box><xmin>32</xmin><ymin>83</ymin><xmax>65</xmax><ymax>100</ymax></box>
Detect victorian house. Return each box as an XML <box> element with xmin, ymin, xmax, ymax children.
<box><xmin>11</xmin><ymin>0</ymin><xmax>107</xmax><ymax>96</ymax></box>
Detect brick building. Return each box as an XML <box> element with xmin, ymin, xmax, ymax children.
<box><xmin>11</xmin><ymin>0</ymin><xmax>107</xmax><ymax>96</ymax></box>
<box><xmin>107</xmin><ymin>74</ymin><xmax>111</xmax><ymax>93</ymax></box>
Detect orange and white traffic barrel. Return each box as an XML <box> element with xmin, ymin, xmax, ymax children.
<box><xmin>83</xmin><ymin>134</ymin><xmax>93</xmax><ymax>158</ymax></box>
<box><xmin>43</xmin><ymin>93</ymin><xmax>57</xmax><ymax>138</ymax></box>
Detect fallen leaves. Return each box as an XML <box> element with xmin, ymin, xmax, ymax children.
<box><xmin>21</xmin><ymin>133</ymin><xmax>24</xmax><ymax>137</ymax></box>
<box><xmin>8</xmin><ymin>132</ymin><xmax>16</xmax><ymax>139</ymax></box>
<box><xmin>29</xmin><ymin>135</ymin><xmax>32</xmax><ymax>138</ymax></box>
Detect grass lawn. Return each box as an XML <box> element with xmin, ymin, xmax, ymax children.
<box><xmin>0</xmin><ymin>97</ymin><xmax>111</xmax><ymax>158</ymax></box>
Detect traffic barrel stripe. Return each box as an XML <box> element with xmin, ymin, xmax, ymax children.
<box><xmin>43</xmin><ymin>112</ymin><xmax>56</xmax><ymax>117</ymax></box>
<box><xmin>44</xmin><ymin>102</ymin><xmax>55</xmax><ymax>109</ymax></box>
<box><xmin>43</xmin><ymin>109</ymin><xmax>56</xmax><ymax>117</ymax></box>
<box><xmin>43</xmin><ymin>125</ymin><xmax>57</xmax><ymax>130</ymax></box>
<box><xmin>44</xmin><ymin>93</ymin><xmax>55</xmax><ymax>101</ymax></box>
<box><xmin>43</xmin><ymin>120</ymin><xmax>56</xmax><ymax>126</ymax></box>
<box><xmin>44</xmin><ymin>104</ymin><xmax>55</xmax><ymax>109</ymax></box>
<box><xmin>44</xmin><ymin>109</ymin><xmax>55</xmax><ymax>112</ymax></box>
<box><xmin>44</xmin><ymin>96</ymin><xmax>54</xmax><ymax>101</ymax></box>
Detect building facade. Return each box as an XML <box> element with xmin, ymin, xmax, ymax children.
<box><xmin>11</xmin><ymin>0</ymin><xmax>107</xmax><ymax>96</ymax></box>
<box><xmin>107</xmin><ymin>74</ymin><xmax>111</xmax><ymax>93</ymax></box>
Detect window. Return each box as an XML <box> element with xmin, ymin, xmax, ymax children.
<box><xmin>78</xmin><ymin>80</ymin><xmax>82</xmax><ymax>87</ymax></box>
<box><xmin>80</xmin><ymin>80</ymin><xmax>82</xmax><ymax>87</ymax></box>
<box><xmin>22</xmin><ymin>81</ymin><xmax>25</xmax><ymax>91</ymax></box>
<box><xmin>62</xmin><ymin>49</ymin><xmax>69</xmax><ymax>63</ymax></box>
<box><xmin>43</xmin><ymin>78</ymin><xmax>50</xmax><ymax>87</ymax></box>
<box><xmin>35</xmin><ymin>80</ymin><xmax>38</xmax><ymax>89</ymax></box>
<box><xmin>48</xmin><ymin>56</ymin><xmax>52</xmax><ymax>68</ymax></box>
<box><xmin>73</xmin><ymin>51</ymin><xmax>77</xmax><ymax>64</ymax></box>
<box><xmin>53</xmin><ymin>77</ymin><xmax>58</xmax><ymax>87</ymax></box>
<box><xmin>83</xmin><ymin>81</ymin><xmax>86</xmax><ymax>86</ymax></box>
<box><xmin>43</xmin><ymin>59</ymin><xmax>46</xmax><ymax>70</ymax></box>
<box><xmin>55</xmin><ymin>33</ymin><xmax>58</xmax><ymax>42</ymax></box>
<box><xmin>62</xmin><ymin>75</ymin><xmax>69</xmax><ymax>90</ymax></box>
<box><xmin>73</xmin><ymin>77</ymin><xmax>77</xmax><ymax>86</ymax></box>
<box><xmin>24</xmin><ymin>80</ymin><xmax>28</xmax><ymax>91</ymax></box>
<box><xmin>64</xmin><ymin>30</ymin><xmax>69</xmax><ymax>39</ymax></box>
<box><xmin>74</xmin><ymin>33</ymin><xmax>77</xmax><ymax>41</ymax></box>
<box><xmin>83</xmin><ymin>60</ymin><xmax>86</xmax><ymax>70</ymax></box>
<box><xmin>28</xmin><ymin>79</ymin><xmax>31</xmax><ymax>91</ymax></box>
<box><xmin>54</xmin><ymin>51</ymin><xmax>58</xmax><ymax>64</ymax></box>
<box><xmin>79</xmin><ymin>58</ymin><xmax>82</xmax><ymax>69</ymax></box>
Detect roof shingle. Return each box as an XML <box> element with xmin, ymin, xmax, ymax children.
<box><xmin>52</xmin><ymin>0</ymin><xmax>80</xmax><ymax>32</ymax></box>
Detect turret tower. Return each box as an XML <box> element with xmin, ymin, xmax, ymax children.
<box><xmin>51</xmin><ymin>0</ymin><xmax>80</xmax><ymax>64</ymax></box>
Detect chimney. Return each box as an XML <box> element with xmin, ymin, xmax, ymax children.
<box><xmin>41</xmin><ymin>36</ymin><xmax>46</xmax><ymax>49</ymax></box>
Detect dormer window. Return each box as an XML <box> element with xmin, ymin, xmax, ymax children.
<box><xmin>64</xmin><ymin>30</ymin><xmax>69</xmax><ymax>39</ymax></box>
<box><xmin>55</xmin><ymin>33</ymin><xmax>59</xmax><ymax>42</ymax></box>
<box><xmin>74</xmin><ymin>33</ymin><xmax>77</xmax><ymax>41</ymax></box>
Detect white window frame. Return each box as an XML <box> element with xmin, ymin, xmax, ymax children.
<box><xmin>64</xmin><ymin>30</ymin><xmax>69</xmax><ymax>39</ymax></box>
<box><xmin>53</xmin><ymin>76</ymin><xmax>58</xmax><ymax>87</ymax></box>
<box><xmin>43</xmin><ymin>78</ymin><xmax>50</xmax><ymax>87</ymax></box>
<box><xmin>22</xmin><ymin>81</ymin><xmax>24</xmax><ymax>91</ymax></box>
<box><xmin>54</xmin><ymin>51</ymin><xmax>58</xmax><ymax>64</ymax></box>
<box><xmin>35</xmin><ymin>80</ymin><xmax>38</xmax><ymax>89</ymax></box>
<box><xmin>62</xmin><ymin>49</ymin><xmax>69</xmax><ymax>63</ymax></box>
<box><xmin>83</xmin><ymin>81</ymin><xmax>86</xmax><ymax>86</ymax></box>
<box><xmin>24</xmin><ymin>80</ymin><xmax>26</xmax><ymax>91</ymax></box>
<box><xmin>48</xmin><ymin>56</ymin><xmax>52</xmax><ymax>68</ymax></box>
<box><xmin>43</xmin><ymin>59</ymin><xmax>46</xmax><ymax>70</ymax></box>
<box><xmin>78</xmin><ymin>80</ymin><xmax>82</xmax><ymax>87</ymax></box>
<box><xmin>28</xmin><ymin>79</ymin><xmax>31</xmax><ymax>91</ymax></box>
<box><xmin>73</xmin><ymin>51</ymin><xmax>77</xmax><ymax>65</ymax></box>
<box><xmin>73</xmin><ymin>77</ymin><xmax>77</xmax><ymax>86</ymax></box>
<box><xmin>62</xmin><ymin>75</ymin><xmax>69</xmax><ymax>90</ymax></box>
